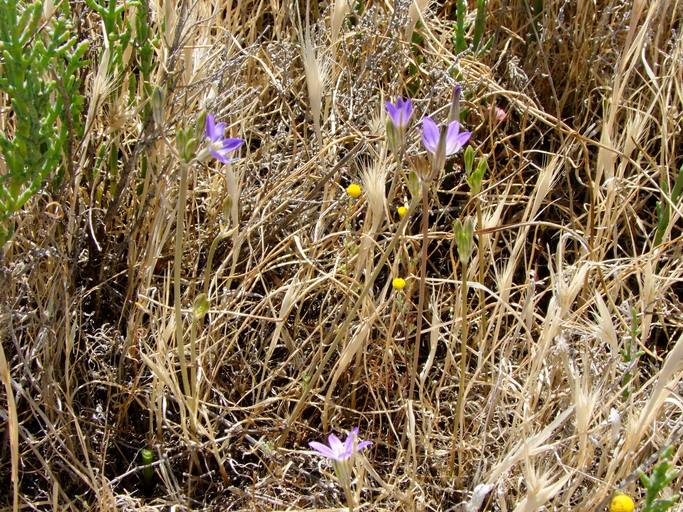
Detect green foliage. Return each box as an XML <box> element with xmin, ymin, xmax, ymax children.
<box><xmin>464</xmin><ymin>146</ymin><xmax>488</xmax><ymax>196</ymax></box>
<box><xmin>81</xmin><ymin>0</ymin><xmax>156</xmax><ymax>125</ymax></box>
<box><xmin>0</xmin><ymin>0</ymin><xmax>88</xmax><ymax>246</ymax></box>
<box><xmin>406</xmin><ymin>170</ymin><xmax>422</xmax><ymax>200</ymax></box>
<box><xmin>193</xmin><ymin>293</ymin><xmax>210</xmax><ymax>320</ymax></box>
<box><xmin>175</xmin><ymin>112</ymin><xmax>205</xmax><ymax>163</ymax></box>
<box><xmin>453</xmin><ymin>0</ymin><xmax>466</xmax><ymax>53</ymax></box>
<box><xmin>83</xmin><ymin>0</ymin><xmax>136</xmax><ymax>72</ymax></box>
<box><xmin>133</xmin><ymin>0</ymin><xmax>156</xmax><ymax>123</ymax></box>
<box><xmin>639</xmin><ymin>446</ymin><xmax>680</xmax><ymax>512</ymax></box>
<box><xmin>452</xmin><ymin>0</ymin><xmax>491</xmax><ymax>55</ymax></box>
<box><xmin>453</xmin><ymin>217</ymin><xmax>474</xmax><ymax>265</ymax></box>
<box><xmin>140</xmin><ymin>448</ymin><xmax>155</xmax><ymax>485</ymax></box>
<box><xmin>463</xmin><ymin>145</ymin><xmax>475</xmax><ymax>175</ymax></box>
<box><xmin>407</xmin><ymin>21</ymin><xmax>425</xmax><ymax>97</ymax></box>
<box><xmin>80</xmin><ymin>0</ymin><xmax>159</xmax><ymax>206</ymax></box>
<box><xmin>654</xmin><ymin>163</ymin><xmax>683</xmax><ymax>247</ymax></box>
<box><xmin>176</xmin><ymin>125</ymin><xmax>199</xmax><ymax>164</ymax></box>
<box><xmin>620</xmin><ymin>305</ymin><xmax>644</xmax><ymax>399</ymax></box>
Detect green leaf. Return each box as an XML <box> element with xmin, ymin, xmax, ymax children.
<box><xmin>472</xmin><ymin>0</ymin><xmax>487</xmax><ymax>52</ymax></box>
<box><xmin>140</xmin><ymin>448</ymin><xmax>155</xmax><ymax>483</ymax></box>
<box><xmin>454</xmin><ymin>217</ymin><xmax>474</xmax><ymax>264</ymax></box>
<box><xmin>453</xmin><ymin>0</ymin><xmax>467</xmax><ymax>53</ymax></box>
<box><xmin>193</xmin><ymin>293</ymin><xmax>210</xmax><ymax>320</ymax></box>
<box><xmin>463</xmin><ymin>146</ymin><xmax>475</xmax><ymax>176</ymax></box>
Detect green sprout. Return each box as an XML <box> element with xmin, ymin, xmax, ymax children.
<box><xmin>620</xmin><ymin>305</ymin><xmax>644</xmax><ymax>399</ymax></box>
<box><xmin>639</xmin><ymin>446</ymin><xmax>680</xmax><ymax>512</ymax></box>
<box><xmin>453</xmin><ymin>217</ymin><xmax>474</xmax><ymax>265</ymax></box>
<box><xmin>140</xmin><ymin>448</ymin><xmax>155</xmax><ymax>488</ymax></box>
<box><xmin>464</xmin><ymin>146</ymin><xmax>488</xmax><ymax>196</ymax></box>
<box><xmin>452</xmin><ymin>0</ymin><xmax>491</xmax><ymax>55</ymax></box>
<box><xmin>654</xmin><ymin>163</ymin><xmax>683</xmax><ymax>247</ymax></box>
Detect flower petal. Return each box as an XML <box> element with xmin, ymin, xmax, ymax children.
<box><xmin>421</xmin><ymin>117</ymin><xmax>440</xmax><ymax>155</ymax></box>
<box><xmin>444</xmin><ymin>120</ymin><xmax>462</xmax><ymax>155</ymax></box>
<box><xmin>343</xmin><ymin>428</ymin><xmax>359</xmax><ymax>454</ymax></box>
<box><xmin>385</xmin><ymin>101</ymin><xmax>399</xmax><ymax>126</ymax></box>
<box><xmin>206</xmin><ymin>115</ymin><xmax>226</xmax><ymax>142</ymax></box>
<box><xmin>356</xmin><ymin>440</ymin><xmax>372</xmax><ymax>452</ymax></box>
<box><xmin>210</xmin><ymin>149</ymin><xmax>231</xmax><ymax>163</ymax></box>
<box><xmin>444</xmin><ymin>122</ymin><xmax>470</xmax><ymax>155</ymax></box>
<box><xmin>328</xmin><ymin>433</ymin><xmax>345</xmax><ymax>459</ymax></box>
<box><xmin>222</xmin><ymin>137</ymin><xmax>244</xmax><ymax>153</ymax></box>
<box><xmin>214</xmin><ymin>121</ymin><xmax>226</xmax><ymax>140</ymax></box>
<box><xmin>206</xmin><ymin>114</ymin><xmax>218</xmax><ymax>140</ymax></box>
<box><xmin>455</xmin><ymin>130</ymin><xmax>472</xmax><ymax>150</ymax></box>
<box><xmin>309</xmin><ymin>441</ymin><xmax>337</xmax><ymax>459</ymax></box>
<box><xmin>400</xmin><ymin>99</ymin><xmax>413</xmax><ymax>127</ymax></box>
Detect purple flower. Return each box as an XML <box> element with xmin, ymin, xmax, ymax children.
<box><xmin>309</xmin><ymin>427</ymin><xmax>372</xmax><ymax>462</ymax></box>
<box><xmin>205</xmin><ymin>114</ymin><xmax>244</xmax><ymax>163</ymax></box>
<box><xmin>385</xmin><ymin>97</ymin><xmax>413</xmax><ymax>129</ymax></box>
<box><xmin>421</xmin><ymin>116</ymin><xmax>471</xmax><ymax>157</ymax></box>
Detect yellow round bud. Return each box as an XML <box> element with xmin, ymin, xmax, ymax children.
<box><xmin>392</xmin><ymin>277</ymin><xmax>406</xmax><ymax>290</ymax></box>
<box><xmin>609</xmin><ymin>494</ymin><xmax>635</xmax><ymax>512</ymax></box>
<box><xmin>397</xmin><ymin>206</ymin><xmax>408</xmax><ymax>218</ymax></box>
<box><xmin>346</xmin><ymin>183</ymin><xmax>362</xmax><ymax>198</ymax></box>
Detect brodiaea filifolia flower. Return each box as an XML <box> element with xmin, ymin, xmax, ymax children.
<box><xmin>421</xmin><ymin>117</ymin><xmax>471</xmax><ymax>157</ymax></box>
<box><xmin>309</xmin><ymin>427</ymin><xmax>372</xmax><ymax>462</ymax></box>
<box><xmin>385</xmin><ymin>97</ymin><xmax>413</xmax><ymax>129</ymax></box>
<box><xmin>205</xmin><ymin>114</ymin><xmax>244</xmax><ymax>163</ymax></box>
<box><xmin>385</xmin><ymin>97</ymin><xmax>414</xmax><ymax>153</ymax></box>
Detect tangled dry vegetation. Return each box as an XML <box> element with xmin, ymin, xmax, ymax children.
<box><xmin>1</xmin><ymin>0</ymin><xmax>683</xmax><ymax>510</ymax></box>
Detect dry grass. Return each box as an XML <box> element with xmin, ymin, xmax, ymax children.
<box><xmin>1</xmin><ymin>0</ymin><xmax>683</xmax><ymax>510</ymax></box>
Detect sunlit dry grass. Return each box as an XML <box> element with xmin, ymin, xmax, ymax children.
<box><xmin>1</xmin><ymin>0</ymin><xmax>682</xmax><ymax>510</ymax></box>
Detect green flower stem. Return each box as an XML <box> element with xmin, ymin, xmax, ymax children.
<box><xmin>408</xmin><ymin>182</ymin><xmax>430</xmax><ymax>403</ymax></box>
<box><xmin>174</xmin><ymin>161</ymin><xmax>191</xmax><ymax>401</ymax></box>
<box><xmin>449</xmin><ymin>256</ymin><xmax>470</xmax><ymax>478</ymax></box>
<box><xmin>386</xmin><ymin>145</ymin><xmax>405</xmax><ymax>206</ymax></box>
<box><xmin>476</xmin><ymin>202</ymin><xmax>487</xmax><ymax>357</ymax></box>
<box><xmin>335</xmin><ymin>460</ymin><xmax>356</xmax><ymax>511</ymax></box>
<box><xmin>140</xmin><ymin>448</ymin><xmax>155</xmax><ymax>486</ymax></box>
<box><xmin>189</xmin><ymin>314</ymin><xmax>199</xmax><ymax>428</ymax></box>
<box><xmin>203</xmin><ymin>227</ymin><xmax>236</xmax><ymax>296</ymax></box>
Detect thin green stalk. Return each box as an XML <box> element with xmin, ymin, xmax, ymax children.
<box><xmin>408</xmin><ymin>184</ymin><xmax>430</xmax><ymax>402</ymax></box>
<box><xmin>335</xmin><ymin>460</ymin><xmax>356</xmax><ymax>512</ymax></box>
<box><xmin>175</xmin><ymin>162</ymin><xmax>191</xmax><ymax>399</ymax></box>
<box><xmin>386</xmin><ymin>146</ymin><xmax>405</xmax><ymax>206</ymax></box>
<box><xmin>449</xmin><ymin>257</ymin><xmax>470</xmax><ymax>478</ymax></box>
<box><xmin>342</xmin><ymin>478</ymin><xmax>356</xmax><ymax>512</ymax></box>
<box><xmin>476</xmin><ymin>203</ymin><xmax>487</xmax><ymax>354</ymax></box>
<box><xmin>189</xmin><ymin>316</ymin><xmax>198</xmax><ymax>429</ymax></box>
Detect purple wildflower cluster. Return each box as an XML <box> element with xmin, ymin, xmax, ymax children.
<box><xmin>385</xmin><ymin>86</ymin><xmax>472</xmax><ymax>162</ymax></box>
<box><xmin>203</xmin><ymin>87</ymin><xmax>470</xmax><ymax>166</ymax></box>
